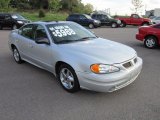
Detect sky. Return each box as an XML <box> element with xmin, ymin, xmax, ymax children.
<box><xmin>82</xmin><ymin>0</ymin><xmax>160</xmax><ymax>15</ymax></box>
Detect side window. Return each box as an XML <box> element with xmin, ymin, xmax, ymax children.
<box><xmin>133</xmin><ymin>15</ymin><xmax>139</xmax><ymax>19</ymax></box>
<box><xmin>97</xmin><ymin>15</ymin><xmax>102</xmax><ymax>19</ymax></box>
<box><xmin>100</xmin><ymin>15</ymin><xmax>106</xmax><ymax>19</ymax></box>
<box><xmin>34</xmin><ymin>25</ymin><xmax>48</xmax><ymax>40</ymax></box>
<box><xmin>92</xmin><ymin>15</ymin><xmax>96</xmax><ymax>19</ymax></box>
<box><xmin>156</xmin><ymin>17</ymin><xmax>160</xmax><ymax>20</ymax></box>
<box><xmin>20</xmin><ymin>24</ymin><xmax>34</xmax><ymax>40</ymax></box>
<box><xmin>5</xmin><ymin>15</ymin><xmax>11</xmax><ymax>20</ymax></box>
<box><xmin>68</xmin><ymin>15</ymin><xmax>74</xmax><ymax>20</ymax></box>
<box><xmin>79</xmin><ymin>15</ymin><xmax>86</xmax><ymax>19</ymax></box>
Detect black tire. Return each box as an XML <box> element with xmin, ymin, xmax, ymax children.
<box><xmin>12</xmin><ymin>24</ymin><xmax>17</xmax><ymax>30</ymax></box>
<box><xmin>0</xmin><ymin>24</ymin><xmax>3</xmax><ymax>30</ymax></box>
<box><xmin>12</xmin><ymin>47</ymin><xmax>24</xmax><ymax>64</ymax></box>
<box><xmin>57</xmin><ymin>64</ymin><xmax>80</xmax><ymax>93</ymax></box>
<box><xmin>144</xmin><ymin>36</ymin><xmax>158</xmax><ymax>49</ymax></box>
<box><xmin>120</xmin><ymin>21</ymin><xmax>126</xmax><ymax>27</ymax></box>
<box><xmin>111</xmin><ymin>22</ymin><xmax>118</xmax><ymax>28</ymax></box>
<box><xmin>88</xmin><ymin>23</ymin><xmax>94</xmax><ymax>29</ymax></box>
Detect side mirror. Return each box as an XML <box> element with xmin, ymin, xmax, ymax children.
<box><xmin>35</xmin><ymin>38</ymin><xmax>50</xmax><ymax>45</ymax></box>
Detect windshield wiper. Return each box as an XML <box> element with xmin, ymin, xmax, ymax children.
<box><xmin>56</xmin><ymin>40</ymin><xmax>77</xmax><ymax>44</ymax></box>
<box><xmin>76</xmin><ymin>36</ymin><xmax>97</xmax><ymax>41</ymax></box>
<box><xmin>56</xmin><ymin>37</ymin><xmax>97</xmax><ymax>44</ymax></box>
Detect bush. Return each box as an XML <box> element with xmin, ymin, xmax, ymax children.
<box><xmin>39</xmin><ymin>9</ymin><xmax>45</xmax><ymax>18</ymax></box>
<box><xmin>17</xmin><ymin>3</ymin><xmax>31</xmax><ymax>10</ymax></box>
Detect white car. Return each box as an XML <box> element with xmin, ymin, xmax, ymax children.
<box><xmin>8</xmin><ymin>21</ymin><xmax>143</xmax><ymax>93</ymax></box>
<box><xmin>152</xmin><ymin>16</ymin><xmax>160</xmax><ymax>24</ymax></box>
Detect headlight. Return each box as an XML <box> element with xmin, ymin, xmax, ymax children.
<box><xmin>17</xmin><ymin>21</ymin><xmax>23</xmax><ymax>24</ymax></box>
<box><xmin>117</xmin><ymin>20</ymin><xmax>121</xmax><ymax>24</ymax></box>
<box><xmin>94</xmin><ymin>20</ymin><xmax>100</xmax><ymax>23</ymax></box>
<box><xmin>90</xmin><ymin>64</ymin><xmax>120</xmax><ymax>74</ymax></box>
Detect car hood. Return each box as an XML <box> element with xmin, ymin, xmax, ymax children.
<box><xmin>143</xmin><ymin>18</ymin><xmax>151</xmax><ymax>22</ymax></box>
<box><xmin>58</xmin><ymin>38</ymin><xmax>136</xmax><ymax>64</ymax></box>
<box><xmin>16</xmin><ymin>19</ymin><xmax>31</xmax><ymax>23</ymax></box>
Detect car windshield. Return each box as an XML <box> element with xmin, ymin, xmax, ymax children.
<box><xmin>84</xmin><ymin>14</ymin><xmax>92</xmax><ymax>19</ymax></box>
<box><xmin>46</xmin><ymin>22</ymin><xmax>97</xmax><ymax>44</ymax></box>
<box><xmin>11</xmin><ymin>14</ymin><xmax>25</xmax><ymax>20</ymax></box>
<box><xmin>107</xmin><ymin>15</ymin><xmax>113</xmax><ymax>19</ymax></box>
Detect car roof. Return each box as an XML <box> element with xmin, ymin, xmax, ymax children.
<box><xmin>31</xmin><ymin>21</ymin><xmax>75</xmax><ymax>25</ymax></box>
<box><xmin>69</xmin><ymin>13</ymin><xmax>88</xmax><ymax>16</ymax></box>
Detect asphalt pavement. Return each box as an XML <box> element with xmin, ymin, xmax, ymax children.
<box><xmin>0</xmin><ymin>27</ymin><xmax>160</xmax><ymax>120</ymax></box>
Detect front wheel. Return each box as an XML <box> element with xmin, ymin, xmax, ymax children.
<box><xmin>58</xmin><ymin>64</ymin><xmax>80</xmax><ymax>93</ymax></box>
<box><xmin>111</xmin><ymin>23</ymin><xmax>118</xmax><ymax>28</ymax></box>
<box><xmin>88</xmin><ymin>23</ymin><xmax>94</xmax><ymax>29</ymax></box>
<box><xmin>12</xmin><ymin>47</ymin><xmax>23</xmax><ymax>64</ymax></box>
<box><xmin>144</xmin><ymin>36</ymin><xmax>158</xmax><ymax>49</ymax></box>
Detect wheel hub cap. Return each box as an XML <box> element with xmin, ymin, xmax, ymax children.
<box><xmin>13</xmin><ymin>49</ymin><xmax>20</xmax><ymax>61</ymax></box>
<box><xmin>60</xmin><ymin>68</ymin><xmax>74</xmax><ymax>89</ymax></box>
<box><xmin>146</xmin><ymin>39</ymin><xmax>155</xmax><ymax>47</ymax></box>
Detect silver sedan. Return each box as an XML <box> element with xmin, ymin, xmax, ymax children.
<box><xmin>8</xmin><ymin>21</ymin><xmax>143</xmax><ymax>93</ymax></box>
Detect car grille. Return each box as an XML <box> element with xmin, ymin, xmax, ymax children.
<box><xmin>123</xmin><ymin>57</ymin><xmax>137</xmax><ymax>69</ymax></box>
<box><xmin>123</xmin><ymin>62</ymin><xmax>132</xmax><ymax>68</ymax></box>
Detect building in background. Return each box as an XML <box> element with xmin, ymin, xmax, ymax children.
<box><xmin>146</xmin><ymin>8</ymin><xmax>160</xmax><ymax>17</ymax></box>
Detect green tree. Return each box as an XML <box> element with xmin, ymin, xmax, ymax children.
<box><xmin>131</xmin><ymin>0</ymin><xmax>143</xmax><ymax>14</ymax></box>
<box><xmin>48</xmin><ymin>0</ymin><xmax>61</xmax><ymax>12</ymax></box>
<box><xmin>61</xmin><ymin>0</ymin><xmax>81</xmax><ymax>11</ymax></box>
<box><xmin>84</xmin><ymin>3</ymin><xmax>93</xmax><ymax>14</ymax></box>
<box><xmin>0</xmin><ymin>0</ymin><xmax>11</xmax><ymax>11</ymax></box>
<box><xmin>72</xmin><ymin>2</ymin><xmax>84</xmax><ymax>13</ymax></box>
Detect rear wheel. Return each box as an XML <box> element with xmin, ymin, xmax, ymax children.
<box><xmin>12</xmin><ymin>47</ymin><xmax>23</xmax><ymax>64</ymax></box>
<box><xmin>111</xmin><ymin>23</ymin><xmax>118</xmax><ymax>28</ymax></box>
<box><xmin>57</xmin><ymin>64</ymin><xmax>80</xmax><ymax>93</ymax></box>
<box><xmin>88</xmin><ymin>23</ymin><xmax>94</xmax><ymax>29</ymax></box>
<box><xmin>144</xmin><ymin>36</ymin><xmax>158</xmax><ymax>49</ymax></box>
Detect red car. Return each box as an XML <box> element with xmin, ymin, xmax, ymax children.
<box><xmin>117</xmin><ymin>14</ymin><xmax>151</xmax><ymax>27</ymax></box>
<box><xmin>136</xmin><ymin>24</ymin><xmax>160</xmax><ymax>48</ymax></box>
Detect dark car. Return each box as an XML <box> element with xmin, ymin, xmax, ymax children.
<box><xmin>66</xmin><ymin>13</ymin><xmax>101</xmax><ymax>29</ymax></box>
<box><xmin>0</xmin><ymin>13</ymin><xmax>30</xmax><ymax>30</ymax></box>
<box><xmin>91</xmin><ymin>14</ymin><xmax>121</xmax><ymax>28</ymax></box>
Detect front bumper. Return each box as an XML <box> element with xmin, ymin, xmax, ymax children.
<box><xmin>77</xmin><ymin>57</ymin><xmax>143</xmax><ymax>92</ymax></box>
<box><xmin>94</xmin><ymin>22</ymin><xmax>101</xmax><ymax>27</ymax></box>
<box><xmin>136</xmin><ymin>33</ymin><xmax>144</xmax><ymax>41</ymax></box>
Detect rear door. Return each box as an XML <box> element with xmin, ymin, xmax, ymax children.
<box><xmin>102</xmin><ymin>15</ymin><xmax>110</xmax><ymax>25</ymax></box>
<box><xmin>78</xmin><ymin>15</ymin><xmax>88</xmax><ymax>26</ymax></box>
<box><xmin>17</xmin><ymin>24</ymin><xmax>35</xmax><ymax>59</ymax></box>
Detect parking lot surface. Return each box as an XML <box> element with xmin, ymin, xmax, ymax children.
<box><xmin>0</xmin><ymin>27</ymin><xmax>160</xmax><ymax>120</ymax></box>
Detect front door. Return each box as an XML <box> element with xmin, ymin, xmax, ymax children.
<box><xmin>28</xmin><ymin>24</ymin><xmax>53</xmax><ymax>71</ymax></box>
